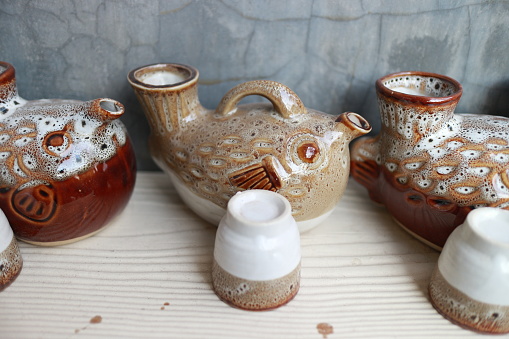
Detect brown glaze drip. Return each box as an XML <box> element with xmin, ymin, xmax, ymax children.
<box><xmin>212</xmin><ymin>259</ymin><xmax>300</xmax><ymax>311</ymax></box>
<box><xmin>0</xmin><ymin>236</ymin><xmax>22</xmax><ymax>291</ymax></box>
<box><xmin>6</xmin><ymin>141</ymin><xmax>136</xmax><ymax>243</ymax></box>
<box><xmin>429</xmin><ymin>267</ymin><xmax>509</xmax><ymax>334</ymax></box>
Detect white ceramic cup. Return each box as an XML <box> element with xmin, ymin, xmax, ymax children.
<box><xmin>429</xmin><ymin>207</ymin><xmax>509</xmax><ymax>334</ymax></box>
<box><xmin>0</xmin><ymin>209</ymin><xmax>23</xmax><ymax>291</ymax></box>
<box><xmin>212</xmin><ymin>189</ymin><xmax>301</xmax><ymax>310</ymax></box>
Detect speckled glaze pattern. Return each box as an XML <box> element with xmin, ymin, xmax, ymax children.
<box><xmin>0</xmin><ymin>237</ymin><xmax>22</xmax><ymax>291</ymax></box>
<box><xmin>212</xmin><ymin>259</ymin><xmax>300</xmax><ymax>311</ymax></box>
<box><xmin>128</xmin><ymin>64</ymin><xmax>371</xmax><ymax>230</ymax></box>
<box><xmin>0</xmin><ymin>61</ymin><xmax>136</xmax><ymax>244</ymax></box>
<box><xmin>429</xmin><ymin>267</ymin><xmax>509</xmax><ymax>334</ymax></box>
<box><xmin>351</xmin><ymin>71</ymin><xmax>509</xmax><ymax>249</ymax></box>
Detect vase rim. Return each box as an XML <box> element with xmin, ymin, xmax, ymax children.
<box><xmin>376</xmin><ymin>71</ymin><xmax>462</xmax><ymax>105</ymax></box>
<box><xmin>127</xmin><ymin>63</ymin><xmax>198</xmax><ymax>90</ymax></box>
<box><xmin>0</xmin><ymin>61</ymin><xmax>15</xmax><ymax>86</ymax></box>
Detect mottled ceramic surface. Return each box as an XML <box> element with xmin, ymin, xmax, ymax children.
<box><xmin>212</xmin><ymin>260</ymin><xmax>300</xmax><ymax>311</ymax></box>
<box><xmin>0</xmin><ymin>209</ymin><xmax>22</xmax><ymax>291</ymax></box>
<box><xmin>429</xmin><ymin>268</ymin><xmax>509</xmax><ymax>334</ymax></box>
<box><xmin>129</xmin><ymin>64</ymin><xmax>371</xmax><ymax>230</ymax></box>
<box><xmin>0</xmin><ymin>62</ymin><xmax>136</xmax><ymax>244</ymax></box>
<box><xmin>351</xmin><ymin>71</ymin><xmax>509</xmax><ymax>249</ymax></box>
<box><xmin>0</xmin><ymin>236</ymin><xmax>22</xmax><ymax>291</ymax></box>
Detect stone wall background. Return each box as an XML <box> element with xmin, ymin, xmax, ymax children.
<box><xmin>1</xmin><ymin>0</ymin><xmax>508</xmax><ymax>170</ymax></box>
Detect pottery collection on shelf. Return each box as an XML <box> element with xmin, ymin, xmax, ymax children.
<box><xmin>2</xmin><ymin>57</ymin><xmax>507</xmax><ymax>332</ymax></box>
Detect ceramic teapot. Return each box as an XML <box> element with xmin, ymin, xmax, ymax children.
<box><xmin>0</xmin><ymin>61</ymin><xmax>136</xmax><ymax>245</ymax></box>
<box><xmin>128</xmin><ymin>63</ymin><xmax>371</xmax><ymax>232</ymax></box>
<box><xmin>351</xmin><ymin>71</ymin><xmax>509</xmax><ymax>249</ymax></box>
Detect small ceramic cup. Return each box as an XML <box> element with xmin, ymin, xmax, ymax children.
<box><xmin>212</xmin><ymin>189</ymin><xmax>301</xmax><ymax>311</ymax></box>
<box><xmin>428</xmin><ymin>207</ymin><xmax>509</xmax><ymax>334</ymax></box>
<box><xmin>0</xmin><ymin>209</ymin><xmax>23</xmax><ymax>291</ymax></box>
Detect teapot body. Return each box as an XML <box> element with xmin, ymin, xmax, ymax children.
<box><xmin>351</xmin><ymin>71</ymin><xmax>509</xmax><ymax>249</ymax></box>
<box><xmin>129</xmin><ymin>63</ymin><xmax>371</xmax><ymax>232</ymax></box>
<box><xmin>0</xmin><ymin>62</ymin><xmax>136</xmax><ymax>245</ymax></box>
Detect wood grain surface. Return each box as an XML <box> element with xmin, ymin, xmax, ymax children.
<box><xmin>0</xmin><ymin>172</ymin><xmax>490</xmax><ymax>338</ymax></box>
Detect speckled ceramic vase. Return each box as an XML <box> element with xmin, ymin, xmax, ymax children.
<box><xmin>0</xmin><ymin>209</ymin><xmax>22</xmax><ymax>291</ymax></box>
<box><xmin>128</xmin><ymin>63</ymin><xmax>371</xmax><ymax>232</ymax></box>
<box><xmin>0</xmin><ymin>61</ymin><xmax>136</xmax><ymax>245</ymax></box>
<box><xmin>429</xmin><ymin>207</ymin><xmax>509</xmax><ymax>334</ymax></box>
<box><xmin>351</xmin><ymin>71</ymin><xmax>509</xmax><ymax>250</ymax></box>
<box><xmin>212</xmin><ymin>189</ymin><xmax>300</xmax><ymax>310</ymax></box>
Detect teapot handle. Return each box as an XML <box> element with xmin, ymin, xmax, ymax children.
<box><xmin>215</xmin><ymin>80</ymin><xmax>307</xmax><ymax>118</ymax></box>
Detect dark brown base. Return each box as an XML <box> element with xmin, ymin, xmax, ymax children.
<box><xmin>429</xmin><ymin>266</ymin><xmax>509</xmax><ymax>334</ymax></box>
<box><xmin>5</xmin><ymin>141</ymin><xmax>136</xmax><ymax>244</ymax></box>
<box><xmin>212</xmin><ymin>260</ymin><xmax>300</xmax><ymax>311</ymax></box>
<box><xmin>0</xmin><ymin>237</ymin><xmax>23</xmax><ymax>291</ymax></box>
<box><xmin>351</xmin><ymin>159</ymin><xmax>471</xmax><ymax>249</ymax></box>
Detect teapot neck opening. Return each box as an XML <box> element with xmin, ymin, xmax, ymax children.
<box><xmin>376</xmin><ymin>71</ymin><xmax>462</xmax><ymax>105</ymax></box>
<box><xmin>128</xmin><ymin>63</ymin><xmax>198</xmax><ymax>90</ymax></box>
<box><xmin>0</xmin><ymin>61</ymin><xmax>18</xmax><ymax>103</ymax></box>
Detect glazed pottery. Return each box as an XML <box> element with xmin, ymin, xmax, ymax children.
<box><xmin>351</xmin><ymin>71</ymin><xmax>509</xmax><ymax>249</ymax></box>
<box><xmin>128</xmin><ymin>63</ymin><xmax>371</xmax><ymax>232</ymax></box>
<box><xmin>212</xmin><ymin>189</ymin><xmax>300</xmax><ymax>310</ymax></box>
<box><xmin>429</xmin><ymin>207</ymin><xmax>509</xmax><ymax>334</ymax></box>
<box><xmin>0</xmin><ymin>61</ymin><xmax>136</xmax><ymax>245</ymax></box>
<box><xmin>0</xmin><ymin>209</ymin><xmax>22</xmax><ymax>291</ymax></box>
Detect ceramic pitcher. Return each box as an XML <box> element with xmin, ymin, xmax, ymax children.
<box><xmin>351</xmin><ymin>71</ymin><xmax>509</xmax><ymax>249</ymax></box>
<box><xmin>128</xmin><ymin>63</ymin><xmax>371</xmax><ymax>232</ymax></box>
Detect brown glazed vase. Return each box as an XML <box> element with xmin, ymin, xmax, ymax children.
<box><xmin>128</xmin><ymin>63</ymin><xmax>371</xmax><ymax>232</ymax></box>
<box><xmin>0</xmin><ymin>61</ymin><xmax>136</xmax><ymax>246</ymax></box>
<box><xmin>351</xmin><ymin>71</ymin><xmax>509</xmax><ymax>250</ymax></box>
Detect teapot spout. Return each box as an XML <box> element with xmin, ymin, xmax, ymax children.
<box><xmin>128</xmin><ymin>63</ymin><xmax>203</xmax><ymax>134</ymax></box>
<box><xmin>87</xmin><ymin>98</ymin><xmax>124</xmax><ymax>121</ymax></box>
<box><xmin>335</xmin><ymin>112</ymin><xmax>372</xmax><ymax>140</ymax></box>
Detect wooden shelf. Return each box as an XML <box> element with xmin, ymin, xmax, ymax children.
<box><xmin>0</xmin><ymin>172</ymin><xmax>487</xmax><ymax>338</ymax></box>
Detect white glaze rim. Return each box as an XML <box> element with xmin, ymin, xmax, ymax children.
<box><xmin>214</xmin><ymin>190</ymin><xmax>301</xmax><ymax>281</ymax></box>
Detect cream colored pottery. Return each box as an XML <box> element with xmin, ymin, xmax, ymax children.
<box><xmin>128</xmin><ymin>63</ymin><xmax>371</xmax><ymax>232</ymax></box>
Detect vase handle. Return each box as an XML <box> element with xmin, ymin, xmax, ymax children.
<box><xmin>216</xmin><ymin>80</ymin><xmax>307</xmax><ymax>118</ymax></box>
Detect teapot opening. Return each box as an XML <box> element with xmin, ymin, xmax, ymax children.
<box><xmin>99</xmin><ymin>99</ymin><xmax>123</xmax><ymax>115</ymax></box>
<box><xmin>377</xmin><ymin>71</ymin><xmax>462</xmax><ymax>104</ymax></box>
<box><xmin>128</xmin><ymin>63</ymin><xmax>198</xmax><ymax>89</ymax></box>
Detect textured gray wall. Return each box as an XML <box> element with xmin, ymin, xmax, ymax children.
<box><xmin>1</xmin><ymin>0</ymin><xmax>508</xmax><ymax>170</ymax></box>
